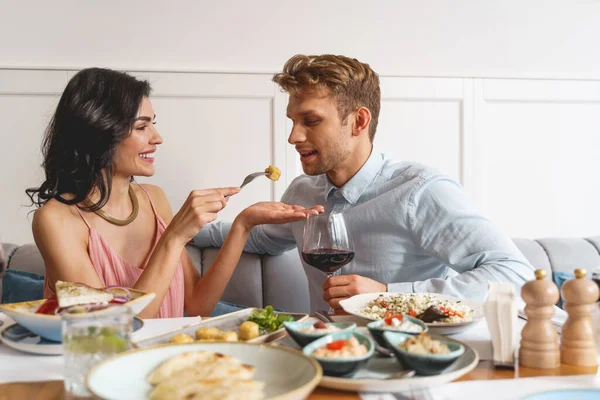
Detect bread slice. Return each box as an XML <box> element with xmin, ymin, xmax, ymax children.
<box><xmin>55</xmin><ymin>281</ymin><xmax>114</xmax><ymax>308</ymax></box>
<box><xmin>150</xmin><ymin>378</ymin><xmax>264</xmax><ymax>400</ymax></box>
<box><xmin>147</xmin><ymin>351</ymin><xmax>264</xmax><ymax>400</ymax></box>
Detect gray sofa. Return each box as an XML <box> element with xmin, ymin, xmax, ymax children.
<box><xmin>2</xmin><ymin>237</ymin><xmax>600</xmax><ymax>313</ymax></box>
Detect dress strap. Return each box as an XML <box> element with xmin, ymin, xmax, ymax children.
<box><xmin>136</xmin><ymin>183</ymin><xmax>160</xmax><ymax>219</ymax></box>
<box><xmin>74</xmin><ymin>206</ymin><xmax>92</xmax><ymax>229</ymax></box>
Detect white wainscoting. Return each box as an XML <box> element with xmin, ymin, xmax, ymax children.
<box><xmin>472</xmin><ymin>79</ymin><xmax>600</xmax><ymax>239</ymax></box>
<box><xmin>1</xmin><ymin>69</ymin><xmax>599</xmax><ymax>245</ymax></box>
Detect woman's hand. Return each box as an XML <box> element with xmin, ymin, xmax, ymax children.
<box><xmin>167</xmin><ymin>187</ymin><xmax>240</xmax><ymax>245</ymax></box>
<box><xmin>235</xmin><ymin>202</ymin><xmax>324</xmax><ymax>232</ymax></box>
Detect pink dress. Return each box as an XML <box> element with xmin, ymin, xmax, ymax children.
<box><xmin>43</xmin><ymin>185</ymin><xmax>185</xmax><ymax>318</ymax></box>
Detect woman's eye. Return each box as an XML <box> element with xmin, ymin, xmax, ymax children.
<box><xmin>136</xmin><ymin>125</ymin><xmax>147</xmax><ymax>131</ymax></box>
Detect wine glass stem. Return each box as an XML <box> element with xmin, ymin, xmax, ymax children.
<box><xmin>326</xmin><ymin>273</ymin><xmax>335</xmax><ymax>315</ymax></box>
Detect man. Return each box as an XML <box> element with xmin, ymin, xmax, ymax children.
<box><xmin>195</xmin><ymin>54</ymin><xmax>534</xmax><ymax>312</ymax></box>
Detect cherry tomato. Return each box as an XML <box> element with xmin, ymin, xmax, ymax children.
<box><xmin>384</xmin><ymin>314</ymin><xmax>403</xmax><ymax>325</ymax></box>
<box><xmin>326</xmin><ymin>340</ymin><xmax>347</xmax><ymax>351</ymax></box>
<box><xmin>35</xmin><ymin>297</ymin><xmax>58</xmax><ymax>315</ymax></box>
<box><xmin>408</xmin><ymin>310</ymin><xmax>417</xmax><ymax>317</ymax></box>
<box><xmin>314</xmin><ymin>321</ymin><xmax>328</xmax><ymax>329</ymax></box>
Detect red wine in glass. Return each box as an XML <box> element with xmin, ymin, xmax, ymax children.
<box><xmin>302</xmin><ymin>213</ymin><xmax>354</xmax><ymax>314</ymax></box>
<box><xmin>301</xmin><ymin>248</ymin><xmax>355</xmax><ymax>274</ymax></box>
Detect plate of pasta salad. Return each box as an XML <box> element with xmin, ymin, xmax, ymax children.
<box><xmin>340</xmin><ymin>293</ymin><xmax>483</xmax><ymax>334</ymax></box>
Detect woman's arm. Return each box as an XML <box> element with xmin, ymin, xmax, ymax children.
<box><xmin>131</xmin><ymin>185</ymin><xmax>238</xmax><ymax>318</ymax></box>
<box><xmin>147</xmin><ymin>185</ymin><xmax>323</xmax><ymax>317</ymax></box>
<box><xmin>35</xmin><ymin>186</ymin><xmax>238</xmax><ymax>319</ymax></box>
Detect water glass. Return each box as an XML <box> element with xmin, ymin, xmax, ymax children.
<box><xmin>61</xmin><ymin>306</ymin><xmax>133</xmax><ymax>397</ymax></box>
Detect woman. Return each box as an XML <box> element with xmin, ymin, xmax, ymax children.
<box><xmin>27</xmin><ymin>68</ymin><xmax>322</xmax><ymax>318</ymax></box>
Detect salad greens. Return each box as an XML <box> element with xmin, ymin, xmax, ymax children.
<box><xmin>247</xmin><ymin>305</ymin><xmax>293</xmax><ymax>333</ymax></box>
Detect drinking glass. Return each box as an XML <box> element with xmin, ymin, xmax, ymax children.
<box><xmin>62</xmin><ymin>306</ymin><xmax>133</xmax><ymax>397</ymax></box>
<box><xmin>302</xmin><ymin>212</ymin><xmax>354</xmax><ymax>314</ymax></box>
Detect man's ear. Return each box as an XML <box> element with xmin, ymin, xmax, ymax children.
<box><xmin>352</xmin><ymin>106</ymin><xmax>372</xmax><ymax>137</ymax></box>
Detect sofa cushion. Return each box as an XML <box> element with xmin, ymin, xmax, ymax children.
<box><xmin>552</xmin><ymin>270</ymin><xmax>575</xmax><ymax>308</ymax></box>
<box><xmin>7</xmin><ymin>244</ymin><xmax>45</xmax><ymax>276</ymax></box>
<box><xmin>536</xmin><ymin>238</ymin><xmax>600</xmax><ymax>277</ymax></box>
<box><xmin>585</xmin><ymin>236</ymin><xmax>600</xmax><ymax>254</ymax></box>
<box><xmin>1</xmin><ymin>243</ymin><xmax>19</xmax><ymax>264</ymax></box>
<box><xmin>262</xmin><ymin>250</ymin><xmax>310</xmax><ymax>314</ymax></box>
<box><xmin>1</xmin><ymin>269</ymin><xmax>44</xmax><ymax>304</ymax></box>
<box><xmin>202</xmin><ymin>248</ymin><xmax>263</xmax><ymax>308</ymax></box>
<box><xmin>512</xmin><ymin>238</ymin><xmax>552</xmax><ymax>277</ymax></box>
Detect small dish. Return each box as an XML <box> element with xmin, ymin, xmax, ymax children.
<box><xmin>284</xmin><ymin>321</ymin><xmax>356</xmax><ymax>347</ymax></box>
<box><xmin>302</xmin><ymin>331</ymin><xmax>374</xmax><ymax>377</ymax></box>
<box><xmin>367</xmin><ymin>315</ymin><xmax>427</xmax><ymax>349</ymax></box>
<box><xmin>0</xmin><ymin>317</ymin><xmax>144</xmax><ymax>355</ymax></box>
<box><xmin>383</xmin><ymin>331</ymin><xmax>464</xmax><ymax>376</ymax></box>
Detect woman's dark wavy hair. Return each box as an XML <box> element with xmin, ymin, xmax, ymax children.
<box><xmin>26</xmin><ymin>68</ymin><xmax>151</xmax><ymax>211</ymax></box>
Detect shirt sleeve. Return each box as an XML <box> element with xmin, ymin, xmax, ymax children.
<box><xmin>193</xmin><ymin>184</ymin><xmax>299</xmax><ymax>255</ymax></box>
<box><xmin>388</xmin><ymin>175</ymin><xmax>535</xmax><ymax>300</ymax></box>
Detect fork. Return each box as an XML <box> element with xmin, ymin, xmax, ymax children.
<box><xmin>239</xmin><ymin>172</ymin><xmax>268</xmax><ymax>189</ymax></box>
<box><xmin>226</xmin><ymin>172</ymin><xmax>268</xmax><ymax>198</ymax></box>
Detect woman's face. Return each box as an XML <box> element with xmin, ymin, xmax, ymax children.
<box><xmin>113</xmin><ymin>97</ymin><xmax>163</xmax><ymax>178</ymax></box>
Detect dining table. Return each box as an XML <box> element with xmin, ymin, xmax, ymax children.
<box><xmin>0</xmin><ymin>312</ymin><xmax>598</xmax><ymax>400</ymax></box>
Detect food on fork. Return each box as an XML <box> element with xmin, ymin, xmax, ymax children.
<box><xmin>146</xmin><ymin>351</ymin><xmax>264</xmax><ymax>400</ymax></box>
<box><xmin>264</xmin><ymin>165</ymin><xmax>281</xmax><ymax>181</ymax></box>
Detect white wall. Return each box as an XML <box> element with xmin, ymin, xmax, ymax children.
<box><xmin>1</xmin><ymin>0</ymin><xmax>600</xmax><ymax>79</ymax></box>
<box><xmin>1</xmin><ymin>1</ymin><xmax>600</xmax><ymax>245</ymax></box>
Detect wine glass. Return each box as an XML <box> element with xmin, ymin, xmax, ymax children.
<box><xmin>302</xmin><ymin>212</ymin><xmax>355</xmax><ymax>314</ymax></box>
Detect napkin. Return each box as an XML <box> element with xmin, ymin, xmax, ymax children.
<box><xmin>484</xmin><ymin>282</ymin><xmax>519</xmax><ymax>366</ymax></box>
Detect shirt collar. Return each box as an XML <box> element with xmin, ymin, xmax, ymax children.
<box><xmin>323</xmin><ymin>151</ymin><xmax>384</xmax><ymax>204</ymax></box>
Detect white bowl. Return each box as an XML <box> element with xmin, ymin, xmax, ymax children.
<box><xmin>0</xmin><ymin>288</ymin><xmax>155</xmax><ymax>342</ymax></box>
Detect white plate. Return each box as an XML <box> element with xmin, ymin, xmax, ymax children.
<box><xmin>0</xmin><ymin>318</ymin><xmax>145</xmax><ymax>355</ymax></box>
<box><xmin>135</xmin><ymin>307</ymin><xmax>308</xmax><ymax>347</ymax></box>
<box><xmin>87</xmin><ymin>342</ymin><xmax>322</xmax><ymax>400</ymax></box>
<box><xmin>339</xmin><ymin>292</ymin><xmax>484</xmax><ymax>335</ymax></box>
<box><xmin>277</xmin><ymin>327</ymin><xmax>479</xmax><ymax>392</ymax></box>
<box><xmin>0</xmin><ymin>288</ymin><xmax>155</xmax><ymax>342</ymax></box>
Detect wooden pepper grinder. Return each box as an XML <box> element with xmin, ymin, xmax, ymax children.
<box><xmin>519</xmin><ymin>269</ymin><xmax>560</xmax><ymax>368</ymax></box>
<box><xmin>560</xmin><ymin>268</ymin><xmax>600</xmax><ymax>367</ymax></box>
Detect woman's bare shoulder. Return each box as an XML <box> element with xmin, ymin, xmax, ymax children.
<box><xmin>32</xmin><ymin>198</ymin><xmax>84</xmax><ymax>235</ymax></box>
<box><xmin>138</xmin><ymin>183</ymin><xmax>174</xmax><ymax>221</ymax></box>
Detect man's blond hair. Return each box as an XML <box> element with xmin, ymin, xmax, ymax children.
<box><xmin>273</xmin><ymin>54</ymin><xmax>381</xmax><ymax>142</ymax></box>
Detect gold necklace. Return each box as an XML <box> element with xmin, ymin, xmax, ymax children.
<box><xmin>82</xmin><ymin>185</ymin><xmax>139</xmax><ymax>226</ymax></box>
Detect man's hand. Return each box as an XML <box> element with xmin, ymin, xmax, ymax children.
<box><xmin>322</xmin><ymin>274</ymin><xmax>387</xmax><ymax>311</ymax></box>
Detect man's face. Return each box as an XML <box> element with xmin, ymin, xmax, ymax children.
<box><xmin>286</xmin><ymin>88</ymin><xmax>352</xmax><ymax>176</ymax></box>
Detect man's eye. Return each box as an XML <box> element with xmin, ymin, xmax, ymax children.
<box><xmin>305</xmin><ymin>120</ymin><xmax>320</xmax><ymax>126</ymax></box>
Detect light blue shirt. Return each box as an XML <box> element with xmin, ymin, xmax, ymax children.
<box><xmin>195</xmin><ymin>151</ymin><xmax>534</xmax><ymax>312</ymax></box>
